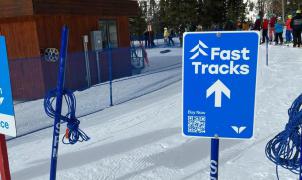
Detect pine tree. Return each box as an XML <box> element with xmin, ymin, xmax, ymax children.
<box><xmin>138</xmin><ymin>0</ymin><xmax>249</xmax><ymax>33</ymax></box>
<box><xmin>256</xmin><ymin>0</ymin><xmax>265</xmax><ymax>18</ymax></box>
<box><xmin>148</xmin><ymin>0</ymin><xmax>161</xmax><ymax>34</ymax></box>
<box><xmin>226</xmin><ymin>0</ymin><xmax>247</xmax><ymax>22</ymax></box>
<box><xmin>158</xmin><ymin>0</ymin><xmax>169</xmax><ymax>33</ymax></box>
<box><xmin>129</xmin><ymin>1</ymin><xmax>147</xmax><ymax>41</ymax></box>
<box><xmin>157</xmin><ymin>0</ymin><xmax>198</xmax><ymax>31</ymax></box>
<box><xmin>179</xmin><ymin>0</ymin><xmax>198</xmax><ymax>30</ymax></box>
<box><xmin>197</xmin><ymin>0</ymin><xmax>205</xmax><ymax>25</ymax></box>
<box><xmin>266</xmin><ymin>0</ymin><xmax>300</xmax><ymax>18</ymax></box>
<box><xmin>201</xmin><ymin>0</ymin><xmax>227</xmax><ymax>30</ymax></box>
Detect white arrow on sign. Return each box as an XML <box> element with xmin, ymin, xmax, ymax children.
<box><xmin>206</xmin><ymin>79</ymin><xmax>230</xmax><ymax>108</ymax></box>
<box><xmin>0</xmin><ymin>97</ymin><xmax>3</xmax><ymax>105</ymax></box>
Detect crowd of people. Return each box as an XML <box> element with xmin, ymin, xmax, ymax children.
<box><xmin>253</xmin><ymin>10</ymin><xmax>302</xmax><ymax>47</ymax></box>
<box><xmin>138</xmin><ymin>10</ymin><xmax>302</xmax><ymax>49</ymax></box>
<box><xmin>142</xmin><ymin>27</ymin><xmax>177</xmax><ymax>48</ymax></box>
<box><xmin>143</xmin><ymin>30</ymin><xmax>155</xmax><ymax>48</ymax></box>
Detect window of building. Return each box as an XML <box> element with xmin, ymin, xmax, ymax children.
<box><xmin>99</xmin><ymin>20</ymin><xmax>118</xmax><ymax>48</ymax></box>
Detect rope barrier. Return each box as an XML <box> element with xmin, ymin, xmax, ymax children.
<box><xmin>265</xmin><ymin>94</ymin><xmax>302</xmax><ymax>179</ymax></box>
<box><xmin>44</xmin><ymin>89</ymin><xmax>90</xmax><ymax>145</ymax></box>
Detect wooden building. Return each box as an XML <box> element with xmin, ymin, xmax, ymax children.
<box><xmin>0</xmin><ymin>0</ymin><xmax>138</xmax><ymax>100</ymax></box>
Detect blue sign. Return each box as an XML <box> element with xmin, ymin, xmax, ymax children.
<box><xmin>0</xmin><ymin>36</ymin><xmax>16</xmax><ymax>137</ymax></box>
<box><xmin>182</xmin><ymin>32</ymin><xmax>259</xmax><ymax>139</ymax></box>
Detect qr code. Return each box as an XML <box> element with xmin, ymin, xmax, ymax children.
<box><xmin>188</xmin><ymin>116</ymin><xmax>206</xmax><ymax>133</ymax></box>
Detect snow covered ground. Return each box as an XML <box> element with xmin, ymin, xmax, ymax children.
<box><xmin>7</xmin><ymin>45</ymin><xmax>302</xmax><ymax>179</ymax></box>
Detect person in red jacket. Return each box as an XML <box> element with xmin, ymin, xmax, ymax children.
<box><xmin>269</xmin><ymin>15</ymin><xmax>277</xmax><ymax>43</ymax></box>
<box><xmin>262</xmin><ymin>17</ymin><xmax>269</xmax><ymax>43</ymax></box>
<box><xmin>285</xmin><ymin>15</ymin><xmax>293</xmax><ymax>44</ymax></box>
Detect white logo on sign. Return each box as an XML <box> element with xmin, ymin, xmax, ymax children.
<box><xmin>190</xmin><ymin>40</ymin><xmax>208</xmax><ymax>60</ymax></box>
<box><xmin>231</xmin><ymin>126</ymin><xmax>246</xmax><ymax>134</ymax></box>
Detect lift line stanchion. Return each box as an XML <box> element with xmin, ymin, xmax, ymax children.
<box><xmin>49</xmin><ymin>25</ymin><xmax>69</xmax><ymax>180</ymax></box>
<box><xmin>108</xmin><ymin>43</ymin><xmax>113</xmax><ymax>106</ymax></box>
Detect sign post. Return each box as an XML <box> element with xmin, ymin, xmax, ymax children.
<box><xmin>0</xmin><ymin>36</ymin><xmax>17</xmax><ymax>180</ymax></box>
<box><xmin>210</xmin><ymin>138</ymin><xmax>219</xmax><ymax>179</ymax></box>
<box><xmin>266</xmin><ymin>38</ymin><xmax>269</xmax><ymax>66</ymax></box>
<box><xmin>182</xmin><ymin>32</ymin><xmax>259</xmax><ymax>179</ymax></box>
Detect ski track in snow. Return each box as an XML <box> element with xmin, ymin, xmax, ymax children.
<box><xmin>7</xmin><ymin>45</ymin><xmax>302</xmax><ymax>180</ymax></box>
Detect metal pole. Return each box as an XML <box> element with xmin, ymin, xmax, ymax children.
<box><xmin>96</xmin><ymin>50</ymin><xmax>101</xmax><ymax>84</ymax></box>
<box><xmin>266</xmin><ymin>39</ymin><xmax>269</xmax><ymax>66</ymax></box>
<box><xmin>49</xmin><ymin>26</ymin><xmax>69</xmax><ymax>180</ymax></box>
<box><xmin>108</xmin><ymin>44</ymin><xmax>113</xmax><ymax>106</ymax></box>
<box><xmin>210</xmin><ymin>138</ymin><xmax>219</xmax><ymax>180</ymax></box>
<box><xmin>0</xmin><ymin>134</ymin><xmax>11</xmax><ymax>180</ymax></box>
<box><xmin>83</xmin><ymin>35</ymin><xmax>91</xmax><ymax>87</ymax></box>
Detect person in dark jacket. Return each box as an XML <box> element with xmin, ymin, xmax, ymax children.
<box><xmin>253</xmin><ymin>16</ymin><xmax>261</xmax><ymax>31</ymax></box>
<box><xmin>149</xmin><ymin>30</ymin><xmax>155</xmax><ymax>48</ymax></box>
<box><xmin>224</xmin><ymin>20</ymin><xmax>236</xmax><ymax>30</ymax></box>
<box><xmin>168</xmin><ymin>29</ymin><xmax>175</xmax><ymax>46</ymax></box>
<box><xmin>143</xmin><ymin>30</ymin><xmax>149</xmax><ymax>48</ymax></box>
<box><xmin>291</xmin><ymin>10</ymin><xmax>302</xmax><ymax>47</ymax></box>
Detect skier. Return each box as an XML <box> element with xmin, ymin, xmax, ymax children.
<box><xmin>196</xmin><ymin>25</ymin><xmax>203</xmax><ymax>31</ymax></box>
<box><xmin>168</xmin><ymin>29</ymin><xmax>175</xmax><ymax>46</ymax></box>
<box><xmin>242</xmin><ymin>21</ymin><xmax>249</xmax><ymax>31</ymax></box>
<box><xmin>150</xmin><ymin>30</ymin><xmax>155</xmax><ymax>48</ymax></box>
<box><xmin>224</xmin><ymin>20</ymin><xmax>236</xmax><ymax>30</ymax></box>
<box><xmin>163</xmin><ymin>27</ymin><xmax>169</xmax><ymax>45</ymax></box>
<box><xmin>269</xmin><ymin>15</ymin><xmax>277</xmax><ymax>43</ymax></box>
<box><xmin>143</xmin><ymin>30</ymin><xmax>149</xmax><ymax>48</ymax></box>
<box><xmin>236</xmin><ymin>21</ymin><xmax>243</xmax><ymax>31</ymax></box>
<box><xmin>285</xmin><ymin>15</ymin><xmax>293</xmax><ymax>44</ymax></box>
<box><xmin>274</xmin><ymin>17</ymin><xmax>284</xmax><ymax>45</ymax></box>
<box><xmin>253</xmin><ymin>16</ymin><xmax>261</xmax><ymax>31</ymax></box>
<box><xmin>262</xmin><ymin>17</ymin><xmax>269</xmax><ymax>43</ymax></box>
<box><xmin>178</xmin><ymin>24</ymin><xmax>185</xmax><ymax>47</ymax></box>
<box><xmin>291</xmin><ymin>10</ymin><xmax>302</xmax><ymax>47</ymax></box>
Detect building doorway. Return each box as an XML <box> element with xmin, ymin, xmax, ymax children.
<box><xmin>99</xmin><ymin>20</ymin><xmax>118</xmax><ymax>48</ymax></box>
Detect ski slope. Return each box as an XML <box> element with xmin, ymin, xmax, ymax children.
<box><xmin>7</xmin><ymin>45</ymin><xmax>302</xmax><ymax>179</ymax></box>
